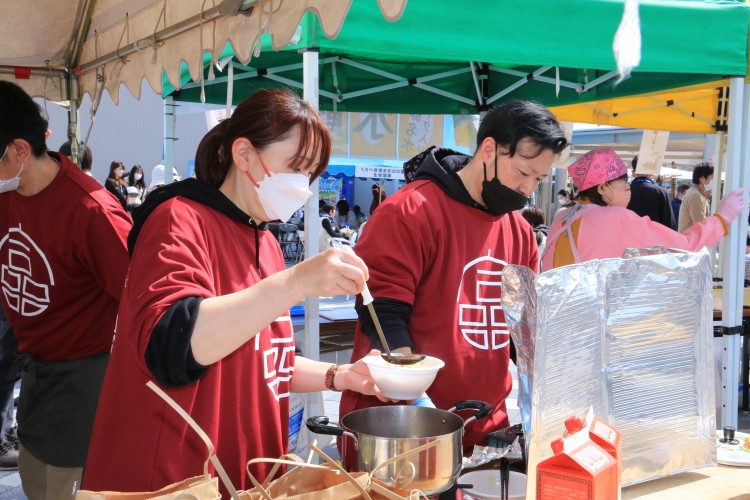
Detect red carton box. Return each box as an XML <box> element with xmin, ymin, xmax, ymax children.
<box><xmin>536</xmin><ymin>415</ymin><xmax>620</xmax><ymax>500</ymax></box>
<box><xmin>589</xmin><ymin>417</ymin><xmax>620</xmax><ymax>463</ymax></box>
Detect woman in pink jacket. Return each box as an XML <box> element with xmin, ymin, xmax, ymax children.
<box><xmin>541</xmin><ymin>148</ymin><xmax>744</xmax><ymax>271</ymax></box>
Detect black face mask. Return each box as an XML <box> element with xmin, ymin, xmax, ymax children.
<box><xmin>481</xmin><ymin>148</ymin><xmax>530</xmax><ymax>216</ymax></box>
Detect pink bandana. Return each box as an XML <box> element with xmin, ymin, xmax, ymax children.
<box><xmin>568</xmin><ymin>148</ymin><xmax>628</xmax><ymax>192</ymax></box>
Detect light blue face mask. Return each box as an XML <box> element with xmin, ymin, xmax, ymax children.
<box><xmin>0</xmin><ymin>144</ymin><xmax>24</xmax><ymax>194</ymax></box>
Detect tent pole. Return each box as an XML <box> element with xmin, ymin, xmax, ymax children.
<box><xmin>703</xmin><ymin>134</ymin><xmax>715</xmax><ymax>162</ymax></box>
<box><xmin>741</xmin><ymin>83</ymin><xmax>750</xmax><ymax>412</ymax></box>
<box><xmin>302</xmin><ymin>48</ymin><xmax>321</xmax><ymax>366</ymax></box>
<box><xmin>717</xmin><ymin>77</ymin><xmax>745</xmax><ymax>429</ymax></box>
<box><xmin>711</xmin><ymin>132</ymin><xmax>725</xmax><ymax>276</ymax></box>
<box><xmin>66</xmin><ymin>75</ymin><xmax>80</xmax><ymax>166</ymax></box>
<box><xmin>301</xmin><ymin>48</ymin><xmax>322</xmax><ymax>451</ymax></box>
<box><xmin>225</xmin><ymin>62</ymin><xmax>234</xmax><ymax>117</ymax></box>
<box><xmin>163</xmin><ymin>96</ymin><xmax>177</xmax><ymax>183</ymax></box>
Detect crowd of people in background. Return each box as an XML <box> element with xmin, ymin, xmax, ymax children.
<box><xmin>58</xmin><ymin>149</ymin><xmax>184</xmax><ymax>219</ymax></box>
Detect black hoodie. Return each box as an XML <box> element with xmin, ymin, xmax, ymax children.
<box><xmin>357</xmin><ymin>147</ymin><xmax>518</xmax><ymax>363</ymax></box>
<box><xmin>130</xmin><ymin>178</ymin><xmax>268</xmax><ymax>387</ymax></box>
<box><xmin>404</xmin><ymin>146</ymin><xmax>487</xmax><ymax>210</ymax></box>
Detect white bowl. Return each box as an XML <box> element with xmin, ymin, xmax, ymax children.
<box><xmin>458</xmin><ymin>469</ymin><xmax>527</xmax><ymax>500</ymax></box>
<box><xmin>361</xmin><ymin>354</ymin><xmax>444</xmax><ymax>400</ymax></box>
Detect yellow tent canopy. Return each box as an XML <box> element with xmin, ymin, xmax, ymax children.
<box><xmin>551</xmin><ymin>81</ymin><xmax>730</xmax><ymax>134</ymax></box>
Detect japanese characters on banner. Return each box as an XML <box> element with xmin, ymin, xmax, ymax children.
<box><xmin>320</xmin><ymin>111</ymin><xmax>349</xmax><ymax>157</ymax></box>
<box><xmin>354</xmin><ymin>165</ymin><xmax>404</xmax><ymax>180</ymax></box>
<box><xmin>350</xmin><ymin>113</ymin><xmax>398</xmax><ymax>158</ymax></box>
<box><xmin>399</xmin><ymin>114</ymin><xmax>443</xmax><ymax>159</ymax></box>
<box><xmin>333</xmin><ymin>112</ymin><xmax>444</xmax><ymax>160</ymax></box>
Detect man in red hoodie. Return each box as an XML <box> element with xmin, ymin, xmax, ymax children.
<box><xmin>0</xmin><ymin>82</ymin><xmax>131</xmax><ymax>497</ymax></box>
<box><xmin>340</xmin><ymin>101</ymin><xmax>568</xmax><ymax>451</ymax></box>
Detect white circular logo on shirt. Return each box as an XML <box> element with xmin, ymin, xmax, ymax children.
<box><xmin>0</xmin><ymin>225</ymin><xmax>54</xmax><ymax>316</ymax></box>
<box><xmin>456</xmin><ymin>251</ymin><xmax>509</xmax><ymax>350</ymax></box>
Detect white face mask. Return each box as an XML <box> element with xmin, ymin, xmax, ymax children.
<box><xmin>244</xmin><ymin>148</ymin><xmax>314</xmax><ymax>222</ymax></box>
<box><xmin>0</xmin><ymin>145</ymin><xmax>23</xmax><ymax>194</ymax></box>
<box><xmin>134</xmin><ymin>173</ymin><xmax>142</xmax><ymax>181</ymax></box>
<box><xmin>256</xmin><ymin>173</ymin><xmax>312</xmax><ymax>222</ymax></box>
<box><xmin>557</xmin><ymin>196</ymin><xmax>566</xmax><ymax>204</ymax></box>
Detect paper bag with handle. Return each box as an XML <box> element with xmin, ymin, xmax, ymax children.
<box><xmin>239</xmin><ymin>441</ymin><xmax>436</xmax><ymax>500</ymax></box>
<box><xmin>76</xmin><ymin>381</ymin><xmax>239</xmax><ymax>500</ymax></box>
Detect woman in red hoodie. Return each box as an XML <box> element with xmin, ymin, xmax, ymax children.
<box><xmin>84</xmin><ymin>89</ymin><xmax>386</xmax><ymax>496</ymax></box>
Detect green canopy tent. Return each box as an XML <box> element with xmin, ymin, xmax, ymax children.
<box><xmin>165</xmin><ymin>0</ymin><xmax>749</xmax><ymax>122</ymax></box>
<box><xmin>162</xmin><ymin>0</ymin><xmax>750</xmax><ymax>431</ymax></box>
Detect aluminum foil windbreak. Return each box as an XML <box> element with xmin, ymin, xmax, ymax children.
<box><xmin>502</xmin><ymin>250</ymin><xmax>716</xmax><ymax>489</ymax></box>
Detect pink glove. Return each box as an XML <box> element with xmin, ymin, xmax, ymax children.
<box><xmin>716</xmin><ymin>188</ymin><xmax>745</xmax><ymax>224</ymax></box>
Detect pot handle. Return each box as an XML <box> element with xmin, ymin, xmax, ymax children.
<box><xmin>306</xmin><ymin>416</ymin><xmax>344</xmax><ymax>436</ymax></box>
<box><xmin>449</xmin><ymin>400</ymin><xmax>492</xmax><ymax>427</ymax></box>
<box><xmin>451</xmin><ymin>400</ymin><xmax>492</xmax><ymax>418</ymax></box>
<box><xmin>306</xmin><ymin>417</ymin><xmax>359</xmax><ymax>449</ymax></box>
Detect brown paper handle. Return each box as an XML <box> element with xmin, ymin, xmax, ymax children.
<box><xmin>309</xmin><ymin>443</ymin><xmax>371</xmax><ymax>499</ymax></box>
<box><xmin>368</xmin><ymin>481</ymin><xmax>428</xmax><ymax>500</ymax></box>
<box><xmin>244</xmin><ymin>444</ymin><xmax>372</xmax><ymax>500</ymax></box>
<box><xmin>245</xmin><ymin>456</ymin><xmax>337</xmax><ymax>500</ymax></box>
<box><xmin>146</xmin><ymin>381</ymin><xmax>240</xmax><ymax>500</ymax></box>
<box><xmin>260</xmin><ymin>453</ymin><xmax>305</xmax><ymax>488</ymax></box>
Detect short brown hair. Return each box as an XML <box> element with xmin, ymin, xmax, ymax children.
<box><xmin>195</xmin><ymin>89</ymin><xmax>331</xmax><ymax>188</ymax></box>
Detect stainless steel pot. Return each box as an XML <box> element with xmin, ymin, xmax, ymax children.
<box><xmin>306</xmin><ymin>401</ymin><xmax>491</xmax><ymax>496</ymax></box>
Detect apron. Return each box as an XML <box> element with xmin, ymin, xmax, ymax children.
<box><xmin>16</xmin><ymin>352</ymin><xmax>109</xmax><ymax>467</ymax></box>
<box><xmin>542</xmin><ymin>203</ymin><xmax>599</xmax><ymax>266</ymax></box>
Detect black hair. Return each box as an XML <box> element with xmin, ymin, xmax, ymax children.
<box><xmin>521</xmin><ymin>207</ymin><xmax>545</xmax><ymax>227</ymax></box>
<box><xmin>677</xmin><ymin>184</ymin><xmax>690</xmax><ymax>194</ymax></box>
<box><xmin>692</xmin><ymin>163</ymin><xmax>714</xmax><ymax>185</ymax></box>
<box><xmin>321</xmin><ymin>203</ymin><xmax>335</xmax><ymax>214</ymax></box>
<box><xmin>476</xmin><ymin>101</ymin><xmax>568</xmax><ymax>158</ymax></box>
<box><xmin>557</xmin><ymin>189</ymin><xmax>570</xmax><ymax>198</ymax></box>
<box><xmin>576</xmin><ymin>173</ymin><xmax>629</xmax><ymax>206</ymax></box>
<box><xmin>631</xmin><ymin>155</ymin><xmax>638</xmax><ymax>171</ymax></box>
<box><xmin>336</xmin><ymin>199</ymin><xmax>350</xmax><ymax>215</ymax></box>
<box><xmin>59</xmin><ymin>141</ymin><xmax>93</xmax><ymax>171</ymax></box>
<box><xmin>128</xmin><ymin>165</ymin><xmax>147</xmax><ymax>190</ymax></box>
<box><xmin>0</xmin><ymin>81</ymin><xmax>49</xmax><ymax>157</ymax></box>
<box><xmin>352</xmin><ymin>205</ymin><xmax>361</xmax><ymax>215</ymax></box>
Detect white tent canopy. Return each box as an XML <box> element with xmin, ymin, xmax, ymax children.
<box><xmin>0</xmin><ymin>0</ymin><xmax>407</xmax><ymax>103</ymax></box>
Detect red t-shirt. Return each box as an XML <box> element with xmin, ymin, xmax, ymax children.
<box><xmin>340</xmin><ymin>180</ymin><xmax>537</xmax><ymax>451</ymax></box>
<box><xmin>83</xmin><ymin>197</ymin><xmax>294</xmax><ymax>496</ymax></box>
<box><xmin>0</xmin><ymin>152</ymin><xmax>131</xmax><ymax>359</ymax></box>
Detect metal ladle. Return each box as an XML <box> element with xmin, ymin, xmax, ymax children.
<box><xmin>339</xmin><ymin>244</ymin><xmax>425</xmax><ymax>365</ymax></box>
<box><xmin>360</xmin><ymin>284</ymin><xmax>426</xmax><ymax>365</ymax></box>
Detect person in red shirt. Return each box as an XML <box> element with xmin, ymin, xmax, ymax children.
<box><xmin>0</xmin><ymin>81</ymin><xmax>132</xmax><ymax>497</ymax></box>
<box><xmin>369</xmin><ymin>183</ymin><xmax>387</xmax><ymax>214</ymax></box>
<box><xmin>340</xmin><ymin>101</ymin><xmax>568</xmax><ymax>452</ymax></box>
<box><xmin>83</xmin><ymin>89</ymin><xmax>386</xmax><ymax>496</ymax></box>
